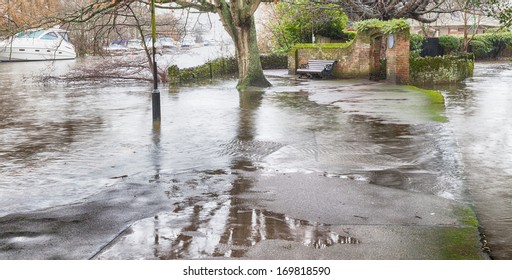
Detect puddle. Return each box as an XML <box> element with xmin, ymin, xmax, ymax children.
<box><xmin>94</xmin><ymin>200</ymin><xmax>359</xmax><ymax>259</ymax></box>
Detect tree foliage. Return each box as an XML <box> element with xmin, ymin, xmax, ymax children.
<box><xmin>268</xmin><ymin>0</ymin><xmax>348</xmax><ymax>53</ymax></box>
<box><xmin>486</xmin><ymin>0</ymin><xmax>512</xmax><ymax>28</ymax></box>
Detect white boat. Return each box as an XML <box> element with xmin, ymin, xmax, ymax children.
<box><xmin>0</xmin><ymin>28</ymin><xmax>76</xmax><ymax>62</ymax></box>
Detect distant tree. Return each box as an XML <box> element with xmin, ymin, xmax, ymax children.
<box><xmin>456</xmin><ymin>0</ymin><xmax>488</xmax><ymax>52</ymax></box>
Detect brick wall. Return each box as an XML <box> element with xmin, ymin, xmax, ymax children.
<box><xmin>289</xmin><ymin>30</ymin><xmax>411</xmax><ymax>84</ymax></box>
<box><xmin>288</xmin><ymin>40</ymin><xmax>372</xmax><ymax>79</ymax></box>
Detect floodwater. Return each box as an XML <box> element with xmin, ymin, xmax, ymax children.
<box><xmin>437</xmin><ymin>62</ymin><xmax>512</xmax><ymax>260</ymax></box>
<box><xmin>0</xmin><ymin>57</ymin><xmax>510</xmax><ymax>259</ymax></box>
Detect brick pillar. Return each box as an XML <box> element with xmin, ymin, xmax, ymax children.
<box><xmin>385</xmin><ymin>31</ymin><xmax>410</xmax><ymax>84</ymax></box>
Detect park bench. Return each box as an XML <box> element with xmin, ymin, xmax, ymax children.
<box><xmin>297</xmin><ymin>60</ymin><xmax>337</xmax><ymax>79</ymax></box>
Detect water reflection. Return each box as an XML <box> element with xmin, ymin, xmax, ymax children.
<box><xmin>96</xmin><ymin>201</ymin><xmax>359</xmax><ymax>260</ymax></box>
<box><xmin>95</xmin><ymin>89</ymin><xmax>359</xmax><ymax>259</ymax></box>
<box><xmin>150</xmin><ymin>124</ymin><xmax>162</xmax><ymax>183</ymax></box>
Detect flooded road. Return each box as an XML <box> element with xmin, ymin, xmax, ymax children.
<box><xmin>438</xmin><ymin>62</ymin><xmax>512</xmax><ymax>260</ymax></box>
<box><xmin>0</xmin><ymin>58</ymin><xmax>507</xmax><ymax>259</ymax></box>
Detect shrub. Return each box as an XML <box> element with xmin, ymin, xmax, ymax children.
<box><xmin>468</xmin><ymin>32</ymin><xmax>512</xmax><ymax>59</ymax></box>
<box><xmin>469</xmin><ymin>39</ymin><xmax>492</xmax><ymax>59</ymax></box>
<box><xmin>410</xmin><ymin>33</ymin><xmax>423</xmax><ymax>52</ymax></box>
<box><xmin>439</xmin><ymin>35</ymin><xmax>461</xmax><ymax>55</ymax></box>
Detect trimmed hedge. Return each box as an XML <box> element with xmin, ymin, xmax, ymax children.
<box><xmin>410</xmin><ymin>54</ymin><xmax>474</xmax><ymax>84</ymax></box>
<box><xmin>409</xmin><ymin>32</ymin><xmax>512</xmax><ymax>59</ymax></box>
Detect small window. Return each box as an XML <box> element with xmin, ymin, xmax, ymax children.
<box><xmin>35</xmin><ymin>50</ymin><xmax>40</xmax><ymax>52</ymax></box>
<box><xmin>15</xmin><ymin>30</ymin><xmax>44</xmax><ymax>39</ymax></box>
<box><xmin>41</xmin><ymin>32</ymin><xmax>58</xmax><ymax>40</ymax></box>
<box><xmin>19</xmin><ymin>49</ymin><xmax>26</xmax><ymax>51</ymax></box>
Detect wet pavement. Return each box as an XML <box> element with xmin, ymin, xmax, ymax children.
<box><xmin>436</xmin><ymin>62</ymin><xmax>512</xmax><ymax>260</ymax></box>
<box><xmin>0</xmin><ymin>59</ymin><xmax>508</xmax><ymax>260</ymax></box>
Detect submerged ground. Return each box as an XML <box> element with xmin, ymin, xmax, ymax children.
<box><xmin>0</xmin><ymin>59</ymin><xmax>510</xmax><ymax>260</ymax></box>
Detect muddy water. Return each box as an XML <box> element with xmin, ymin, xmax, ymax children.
<box><xmin>0</xmin><ymin>59</ymin><xmax>508</xmax><ymax>259</ymax></box>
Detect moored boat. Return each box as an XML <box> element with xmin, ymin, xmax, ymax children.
<box><xmin>0</xmin><ymin>28</ymin><xmax>76</xmax><ymax>62</ymax></box>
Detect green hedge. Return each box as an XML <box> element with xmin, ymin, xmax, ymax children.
<box><xmin>260</xmin><ymin>53</ymin><xmax>288</xmax><ymax>69</ymax></box>
<box><xmin>168</xmin><ymin>54</ymin><xmax>288</xmax><ymax>84</ymax></box>
<box><xmin>409</xmin><ymin>32</ymin><xmax>512</xmax><ymax>59</ymax></box>
<box><xmin>439</xmin><ymin>35</ymin><xmax>461</xmax><ymax>55</ymax></box>
<box><xmin>470</xmin><ymin>33</ymin><xmax>512</xmax><ymax>59</ymax></box>
<box><xmin>410</xmin><ymin>55</ymin><xmax>474</xmax><ymax>84</ymax></box>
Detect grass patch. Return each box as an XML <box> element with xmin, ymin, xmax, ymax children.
<box><xmin>404</xmin><ymin>85</ymin><xmax>445</xmax><ymax>104</ymax></box>
<box><xmin>455</xmin><ymin>205</ymin><xmax>480</xmax><ymax>228</ymax></box>
<box><xmin>404</xmin><ymin>85</ymin><xmax>448</xmax><ymax>123</ymax></box>
<box><xmin>437</xmin><ymin>227</ymin><xmax>484</xmax><ymax>260</ymax></box>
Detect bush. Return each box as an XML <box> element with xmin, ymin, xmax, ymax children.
<box><xmin>439</xmin><ymin>35</ymin><xmax>461</xmax><ymax>54</ymax></box>
<box><xmin>468</xmin><ymin>32</ymin><xmax>512</xmax><ymax>59</ymax></box>
<box><xmin>469</xmin><ymin>39</ymin><xmax>492</xmax><ymax>59</ymax></box>
<box><xmin>410</xmin><ymin>34</ymin><xmax>423</xmax><ymax>52</ymax></box>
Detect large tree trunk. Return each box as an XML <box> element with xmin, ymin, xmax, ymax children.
<box><xmin>215</xmin><ymin>0</ymin><xmax>271</xmax><ymax>89</ymax></box>
<box><xmin>232</xmin><ymin>16</ymin><xmax>271</xmax><ymax>88</ymax></box>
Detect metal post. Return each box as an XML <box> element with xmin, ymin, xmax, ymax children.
<box><xmin>151</xmin><ymin>0</ymin><xmax>161</xmax><ymax>124</ymax></box>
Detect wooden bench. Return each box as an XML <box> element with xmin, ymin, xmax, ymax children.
<box><xmin>296</xmin><ymin>60</ymin><xmax>337</xmax><ymax>79</ymax></box>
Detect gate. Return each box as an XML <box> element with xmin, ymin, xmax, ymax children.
<box><xmin>421</xmin><ymin>38</ymin><xmax>443</xmax><ymax>57</ymax></box>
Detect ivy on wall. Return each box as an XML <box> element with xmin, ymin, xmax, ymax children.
<box><xmin>354</xmin><ymin>19</ymin><xmax>410</xmax><ymax>34</ymax></box>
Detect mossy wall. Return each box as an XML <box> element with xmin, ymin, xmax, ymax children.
<box><xmin>168</xmin><ymin>57</ymin><xmax>238</xmax><ymax>84</ymax></box>
<box><xmin>260</xmin><ymin>53</ymin><xmax>288</xmax><ymax>69</ymax></box>
<box><xmin>168</xmin><ymin>54</ymin><xmax>287</xmax><ymax>84</ymax></box>
<box><xmin>410</xmin><ymin>55</ymin><xmax>474</xmax><ymax>85</ymax></box>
